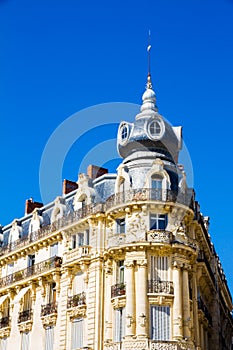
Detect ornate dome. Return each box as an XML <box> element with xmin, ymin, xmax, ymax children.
<box><xmin>117</xmin><ymin>74</ymin><xmax>182</xmax><ymax>164</ymax></box>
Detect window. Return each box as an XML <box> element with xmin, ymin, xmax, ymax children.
<box><xmin>50</xmin><ymin>243</ymin><xmax>58</xmax><ymax>257</ymax></box>
<box><xmin>114</xmin><ymin>308</ymin><xmax>125</xmax><ymax>342</ymax></box>
<box><xmin>2</xmin><ymin>298</ymin><xmax>10</xmax><ymax>319</ymax></box>
<box><xmin>150</xmin><ymin>214</ymin><xmax>167</xmax><ymax>230</ymax></box>
<box><xmin>71</xmin><ymin>318</ymin><xmax>83</xmax><ymax>349</ymax></box>
<box><xmin>0</xmin><ymin>337</ymin><xmax>7</xmax><ymax>350</ymax></box>
<box><xmin>23</xmin><ymin>291</ymin><xmax>32</xmax><ymax>312</ymax></box>
<box><xmin>7</xmin><ymin>263</ymin><xmax>14</xmax><ymax>276</ymax></box>
<box><xmin>71</xmin><ymin>232</ymin><xmax>85</xmax><ymax>249</ymax></box>
<box><xmin>73</xmin><ymin>272</ymin><xmax>85</xmax><ymax>295</ymax></box>
<box><xmin>21</xmin><ymin>332</ymin><xmax>30</xmax><ymax>350</ymax></box>
<box><xmin>116</xmin><ymin>261</ymin><xmax>124</xmax><ymax>284</ymax></box>
<box><xmin>147</xmin><ymin>118</ymin><xmax>164</xmax><ymax>140</ymax></box>
<box><xmin>151</xmin><ymin>175</ymin><xmax>163</xmax><ymax>190</ymax></box>
<box><xmin>47</xmin><ymin>283</ymin><xmax>56</xmax><ymax>304</ymax></box>
<box><xmin>116</xmin><ymin>218</ymin><xmax>125</xmax><ymax>234</ymax></box>
<box><xmin>150</xmin><ymin>256</ymin><xmax>168</xmax><ymax>281</ymax></box>
<box><xmin>45</xmin><ymin>326</ymin><xmax>54</xmax><ymax>350</ymax></box>
<box><xmin>119</xmin><ymin>123</ymin><xmax>129</xmax><ymax>144</ymax></box>
<box><xmin>150</xmin><ymin>306</ymin><xmax>170</xmax><ymax>341</ymax></box>
<box><xmin>28</xmin><ymin>254</ymin><xmax>35</xmax><ymax>274</ymax></box>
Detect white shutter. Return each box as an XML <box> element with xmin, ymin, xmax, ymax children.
<box><xmin>45</xmin><ymin>326</ymin><xmax>54</xmax><ymax>350</ymax></box>
<box><xmin>73</xmin><ymin>273</ymin><xmax>85</xmax><ymax>295</ymax></box>
<box><xmin>150</xmin><ymin>256</ymin><xmax>168</xmax><ymax>280</ymax></box>
<box><xmin>0</xmin><ymin>338</ymin><xmax>7</xmax><ymax>350</ymax></box>
<box><xmin>21</xmin><ymin>332</ymin><xmax>30</xmax><ymax>350</ymax></box>
<box><xmin>114</xmin><ymin>308</ymin><xmax>125</xmax><ymax>342</ymax></box>
<box><xmin>71</xmin><ymin>318</ymin><xmax>83</xmax><ymax>349</ymax></box>
<box><xmin>150</xmin><ymin>306</ymin><xmax>170</xmax><ymax>341</ymax></box>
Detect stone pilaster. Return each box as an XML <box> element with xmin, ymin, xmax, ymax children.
<box><xmin>124</xmin><ymin>260</ymin><xmax>135</xmax><ymax>338</ymax></box>
<box><xmin>135</xmin><ymin>259</ymin><xmax>148</xmax><ymax>338</ymax></box>
<box><xmin>173</xmin><ymin>261</ymin><xmax>183</xmax><ymax>339</ymax></box>
<box><xmin>104</xmin><ymin>260</ymin><xmax>113</xmax><ymax>341</ymax></box>
<box><xmin>182</xmin><ymin>264</ymin><xmax>191</xmax><ymax>339</ymax></box>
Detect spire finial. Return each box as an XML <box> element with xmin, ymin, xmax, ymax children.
<box><xmin>147</xmin><ymin>30</ymin><xmax>152</xmax><ymax>89</ymax></box>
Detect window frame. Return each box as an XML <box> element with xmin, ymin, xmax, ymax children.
<box><xmin>150</xmin><ymin>214</ymin><xmax>168</xmax><ymax>230</ymax></box>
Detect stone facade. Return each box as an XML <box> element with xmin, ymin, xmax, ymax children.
<box><xmin>0</xmin><ymin>74</ymin><xmax>232</xmax><ymax>350</ymax></box>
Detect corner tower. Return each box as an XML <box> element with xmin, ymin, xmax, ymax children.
<box><xmin>116</xmin><ymin>73</ymin><xmax>183</xmax><ymax>194</ymax></box>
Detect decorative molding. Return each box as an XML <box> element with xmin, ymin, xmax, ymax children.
<box><xmin>67</xmin><ymin>305</ymin><xmax>87</xmax><ymax>320</ymax></box>
<box><xmin>111</xmin><ymin>296</ymin><xmax>126</xmax><ymax>309</ymax></box>
<box><xmin>0</xmin><ymin>326</ymin><xmax>11</xmax><ymax>338</ymax></box>
<box><xmin>41</xmin><ymin>313</ymin><xmax>57</xmax><ymax>328</ymax></box>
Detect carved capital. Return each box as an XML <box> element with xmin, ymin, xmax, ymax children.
<box><xmin>137</xmin><ymin>259</ymin><xmax>147</xmax><ymax>268</ymax></box>
<box><xmin>18</xmin><ymin>320</ymin><xmax>33</xmax><ymax>333</ymax></box>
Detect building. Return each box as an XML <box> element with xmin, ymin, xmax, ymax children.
<box><xmin>0</xmin><ymin>72</ymin><xmax>232</xmax><ymax>350</ymax></box>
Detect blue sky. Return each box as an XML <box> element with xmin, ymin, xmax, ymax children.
<box><xmin>0</xmin><ymin>0</ymin><xmax>233</xmax><ymax>294</ymax></box>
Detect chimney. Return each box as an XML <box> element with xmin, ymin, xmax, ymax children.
<box><xmin>63</xmin><ymin>179</ymin><xmax>78</xmax><ymax>195</ymax></box>
<box><xmin>87</xmin><ymin>165</ymin><xmax>108</xmax><ymax>180</ymax></box>
<box><xmin>25</xmin><ymin>198</ymin><xmax>43</xmax><ymax>215</ymax></box>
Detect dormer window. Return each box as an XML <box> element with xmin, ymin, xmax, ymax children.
<box><xmin>151</xmin><ymin>175</ymin><xmax>163</xmax><ymax>189</ymax></box>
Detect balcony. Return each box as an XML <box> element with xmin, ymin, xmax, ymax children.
<box><xmin>65</xmin><ymin>246</ymin><xmax>91</xmax><ymax>262</ymax></box>
<box><xmin>147</xmin><ymin>230</ymin><xmax>172</xmax><ymax>243</ymax></box>
<box><xmin>0</xmin><ymin>203</ymin><xmax>104</xmax><ymax>257</ymax></box>
<box><xmin>18</xmin><ymin>309</ymin><xmax>33</xmax><ymax>324</ymax></box>
<box><xmin>150</xmin><ymin>341</ymin><xmax>189</xmax><ymax>350</ymax></box>
<box><xmin>41</xmin><ymin>301</ymin><xmax>57</xmax><ymax>316</ymax></box>
<box><xmin>105</xmin><ymin>188</ymin><xmax>194</xmax><ymax>211</ymax></box>
<box><xmin>0</xmin><ymin>316</ymin><xmax>10</xmax><ymax>328</ymax></box>
<box><xmin>148</xmin><ymin>280</ymin><xmax>174</xmax><ymax>294</ymax></box>
<box><xmin>67</xmin><ymin>292</ymin><xmax>86</xmax><ymax>309</ymax></box>
<box><xmin>111</xmin><ymin>283</ymin><xmax>126</xmax><ymax>298</ymax></box>
<box><xmin>0</xmin><ymin>256</ymin><xmax>62</xmax><ymax>289</ymax></box>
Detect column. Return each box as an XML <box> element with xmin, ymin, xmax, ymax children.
<box><xmin>135</xmin><ymin>259</ymin><xmax>148</xmax><ymax>338</ymax></box>
<box><xmin>173</xmin><ymin>262</ymin><xmax>183</xmax><ymax>339</ymax></box>
<box><xmin>124</xmin><ymin>260</ymin><xmax>135</xmax><ymax>338</ymax></box>
<box><xmin>182</xmin><ymin>265</ymin><xmax>191</xmax><ymax>339</ymax></box>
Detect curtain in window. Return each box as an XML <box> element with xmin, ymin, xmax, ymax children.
<box><xmin>45</xmin><ymin>326</ymin><xmax>54</xmax><ymax>350</ymax></box>
<box><xmin>114</xmin><ymin>308</ymin><xmax>125</xmax><ymax>342</ymax></box>
<box><xmin>21</xmin><ymin>332</ymin><xmax>30</xmax><ymax>350</ymax></box>
<box><xmin>0</xmin><ymin>338</ymin><xmax>7</xmax><ymax>350</ymax></box>
<box><xmin>151</xmin><ymin>306</ymin><xmax>170</xmax><ymax>341</ymax></box>
<box><xmin>71</xmin><ymin>318</ymin><xmax>83</xmax><ymax>349</ymax></box>
<box><xmin>150</xmin><ymin>256</ymin><xmax>168</xmax><ymax>281</ymax></box>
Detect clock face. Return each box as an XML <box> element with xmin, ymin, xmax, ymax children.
<box><xmin>147</xmin><ymin>116</ymin><xmax>165</xmax><ymax>140</ymax></box>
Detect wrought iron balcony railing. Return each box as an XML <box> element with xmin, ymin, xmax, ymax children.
<box><xmin>67</xmin><ymin>292</ymin><xmax>86</xmax><ymax>308</ymax></box>
<box><xmin>106</xmin><ymin>188</ymin><xmax>194</xmax><ymax>211</ymax></box>
<box><xmin>0</xmin><ymin>256</ymin><xmax>62</xmax><ymax>289</ymax></box>
<box><xmin>111</xmin><ymin>283</ymin><xmax>126</xmax><ymax>298</ymax></box>
<box><xmin>0</xmin><ymin>203</ymin><xmax>104</xmax><ymax>256</ymax></box>
<box><xmin>148</xmin><ymin>280</ymin><xmax>174</xmax><ymax>294</ymax></box>
<box><xmin>18</xmin><ymin>309</ymin><xmax>33</xmax><ymax>324</ymax></box>
<box><xmin>0</xmin><ymin>316</ymin><xmax>10</xmax><ymax>328</ymax></box>
<box><xmin>41</xmin><ymin>301</ymin><xmax>57</xmax><ymax>316</ymax></box>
